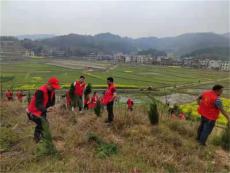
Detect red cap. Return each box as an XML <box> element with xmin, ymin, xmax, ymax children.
<box><xmin>48</xmin><ymin>77</ymin><xmax>61</xmax><ymax>89</ymax></box>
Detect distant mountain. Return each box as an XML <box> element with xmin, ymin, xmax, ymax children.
<box><xmin>222</xmin><ymin>32</ymin><xmax>230</xmax><ymax>39</ymax></box>
<box><xmin>135</xmin><ymin>32</ymin><xmax>229</xmax><ymax>55</ymax></box>
<box><xmin>2</xmin><ymin>32</ymin><xmax>229</xmax><ymax>59</ymax></box>
<box><xmin>30</xmin><ymin>33</ymin><xmax>136</xmax><ymax>56</ymax></box>
<box><xmin>16</xmin><ymin>34</ymin><xmax>56</xmax><ymax>40</ymax></box>
<box><xmin>137</xmin><ymin>48</ymin><xmax>167</xmax><ymax>57</ymax></box>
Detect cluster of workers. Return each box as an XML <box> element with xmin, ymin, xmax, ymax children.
<box><xmin>5</xmin><ymin>89</ymin><xmax>26</xmax><ymax>102</ymax></box>
<box><xmin>23</xmin><ymin>76</ymin><xmax>135</xmax><ymax>143</ymax></box>
<box><xmin>5</xmin><ymin>77</ymin><xmax>230</xmax><ymax>149</ymax></box>
<box><xmin>64</xmin><ymin>76</ymin><xmax>134</xmax><ymax>114</ymax></box>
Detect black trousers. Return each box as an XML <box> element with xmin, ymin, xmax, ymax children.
<box><xmin>72</xmin><ymin>95</ymin><xmax>83</xmax><ymax>111</ymax></box>
<box><xmin>197</xmin><ymin>116</ymin><xmax>215</xmax><ymax>145</ymax></box>
<box><xmin>107</xmin><ymin>101</ymin><xmax>114</xmax><ymax>122</ymax></box>
<box><xmin>27</xmin><ymin>113</ymin><xmax>47</xmax><ymax>143</ymax></box>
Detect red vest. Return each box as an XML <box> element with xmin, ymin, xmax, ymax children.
<box><xmin>89</xmin><ymin>94</ymin><xmax>99</xmax><ymax>109</ymax></box>
<box><xmin>16</xmin><ymin>91</ymin><xmax>24</xmax><ymax>101</ymax></box>
<box><xmin>179</xmin><ymin>113</ymin><xmax>186</xmax><ymax>120</ymax></box>
<box><xmin>5</xmin><ymin>91</ymin><xmax>13</xmax><ymax>98</ymax></box>
<box><xmin>102</xmin><ymin>84</ymin><xmax>116</xmax><ymax>105</ymax></box>
<box><xmin>28</xmin><ymin>84</ymin><xmax>54</xmax><ymax>117</ymax></box>
<box><xmin>91</xmin><ymin>94</ymin><xmax>99</xmax><ymax>103</ymax></box>
<box><xmin>127</xmin><ymin>99</ymin><xmax>134</xmax><ymax>108</ymax></box>
<box><xmin>74</xmin><ymin>81</ymin><xmax>86</xmax><ymax>97</ymax></box>
<box><xmin>198</xmin><ymin>90</ymin><xmax>220</xmax><ymax>120</ymax></box>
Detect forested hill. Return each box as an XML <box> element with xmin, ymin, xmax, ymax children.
<box><xmin>1</xmin><ymin>32</ymin><xmax>229</xmax><ymax>60</ymax></box>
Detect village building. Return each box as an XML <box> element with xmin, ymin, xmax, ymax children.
<box><xmin>208</xmin><ymin>60</ymin><xmax>221</xmax><ymax>70</ymax></box>
<box><xmin>220</xmin><ymin>61</ymin><xmax>230</xmax><ymax>71</ymax></box>
<box><xmin>199</xmin><ymin>59</ymin><xmax>209</xmax><ymax>68</ymax></box>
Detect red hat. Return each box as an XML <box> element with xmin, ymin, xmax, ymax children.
<box><xmin>48</xmin><ymin>77</ymin><xmax>61</xmax><ymax>89</ymax></box>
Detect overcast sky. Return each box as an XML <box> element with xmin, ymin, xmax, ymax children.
<box><xmin>0</xmin><ymin>0</ymin><xmax>229</xmax><ymax>38</ymax></box>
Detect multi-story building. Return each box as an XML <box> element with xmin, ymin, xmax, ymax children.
<box><xmin>220</xmin><ymin>61</ymin><xmax>230</xmax><ymax>71</ymax></box>
<box><xmin>208</xmin><ymin>60</ymin><xmax>221</xmax><ymax>70</ymax></box>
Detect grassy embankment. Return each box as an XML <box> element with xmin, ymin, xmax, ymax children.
<box><xmin>0</xmin><ymin>100</ymin><xmax>229</xmax><ymax>172</ymax></box>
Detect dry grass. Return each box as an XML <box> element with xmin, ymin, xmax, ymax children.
<box><xmin>0</xmin><ymin>101</ymin><xmax>229</xmax><ymax>173</ymax></box>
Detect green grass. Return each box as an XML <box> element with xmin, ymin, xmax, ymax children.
<box><xmin>1</xmin><ymin>58</ymin><xmax>229</xmax><ymax>92</ymax></box>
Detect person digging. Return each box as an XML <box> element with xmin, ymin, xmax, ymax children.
<box><xmin>26</xmin><ymin>77</ymin><xmax>61</xmax><ymax>155</ymax></box>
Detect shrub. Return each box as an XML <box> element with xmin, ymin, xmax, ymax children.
<box><xmin>94</xmin><ymin>100</ymin><xmax>102</xmax><ymax>117</ymax></box>
<box><xmin>36</xmin><ymin>118</ymin><xmax>58</xmax><ymax>157</ymax></box>
<box><xmin>69</xmin><ymin>82</ymin><xmax>75</xmax><ymax>103</ymax></box>
<box><xmin>96</xmin><ymin>143</ymin><xmax>118</xmax><ymax>159</ymax></box>
<box><xmin>87</xmin><ymin>132</ymin><xmax>118</xmax><ymax>158</ymax></box>
<box><xmin>84</xmin><ymin>83</ymin><xmax>92</xmax><ymax>96</ymax></box>
<box><xmin>148</xmin><ymin>102</ymin><xmax>159</xmax><ymax>125</ymax></box>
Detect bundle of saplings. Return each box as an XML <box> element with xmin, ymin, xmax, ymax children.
<box><xmin>94</xmin><ymin>100</ymin><xmax>102</xmax><ymax>117</ymax></box>
<box><xmin>69</xmin><ymin>82</ymin><xmax>75</xmax><ymax>99</ymax></box>
<box><xmin>84</xmin><ymin>83</ymin><xmax>92</xmax><ymax>96</ymax></box>
<box><xmin>36</xmin><ymin>118</ymin><xmax>58</xmax><ymax>157</ymax></box>
<box><xmin>148</xmin><ymin>102</ymin><xmax>159</xmax><ymax>125</ymax></box>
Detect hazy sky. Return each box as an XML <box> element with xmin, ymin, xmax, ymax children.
<box><xmin>0</xmin><ymin>0</ymin><xmax>229</xmax><ymax>38</ymax></box>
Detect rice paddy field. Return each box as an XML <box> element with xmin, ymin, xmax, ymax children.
<box><xmin>1</xmin><ymin>58</ymin><xmax>230</xmax><ymax>96</ymax></box>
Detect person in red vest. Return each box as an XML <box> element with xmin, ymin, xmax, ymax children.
<box><xmin>70</xmin><ymin>76</ymin><xmax>87</xmax><ymax>113</ymax></box>
<box><xmin>5</xmin><ymin>89</ymin><xmax>13</xmax><ymax>101</ymax></box>
<box><xmin>16</xmin><ymin>90</ymin><xmax>26</xmax><ymax>102</ymax></box>
<box><xmin>89</xmin><ymin>91</ymin><xmax>99</xmax><ymax>109</ymax></box>
<box><xmin>65</xmin><ymin>90</ymin><xmax>71</xmax><ymax>109</ymax></box>
<box><xmin>102</xmin><ymin>77</ymin><xmax>117</xmax><ymax>123</ymax></box>
<box><xmin>127</xmin><ymin>98</ymin><xmax>134</xmax><ymax>111</ymax></box>
<box><xmin>178</xmin><ymin>112</ymin><xmax>186</xmax><ymax>120</ymax></box>
<box><xmin>27</xmin><ymin>77</ymin><xmax>61</xmax><ymax>143</ymax></box>
<box><xmin>197</xmin><ymin>84</ymin><xmax>230</xmax><ymax>146</ymax></box>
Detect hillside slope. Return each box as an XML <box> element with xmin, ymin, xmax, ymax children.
<box><xmin>16</xmin><ymin>32</ymin><xmax>229</xmax><ymax>58</ymax></box>
<box><xmin>0</xmin><ymin>101</ymin><xmax>229</xmax><ymax>173</ymax></box>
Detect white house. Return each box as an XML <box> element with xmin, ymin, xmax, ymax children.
<box><xmin>182</xmin><ymin>57</ymin><xmax>193</xmax><ymax>66</ymax></box>
<box><xmin>199</xmin><ymin>59</ymin><xmax>209</xmax><ymax>67</ymax></box>
<box><xmin>136</xmin><ymin>55</ymin><xmax>144</xmax><ymax>64</ymax></box>
<box><xmin>220</xmin><ymin>61</ymin><xmax>230</xmax><ymax>71</ymax></box>
<box><xmin>125</xmin><ymin>56</ymin><xmax>131</xmax><ymax>63</ymax></box>
<box><xmin>208</xmin><ymin>60</ymin><xmax>221</xmax><ymax>69</ymax></box>
<box><xmin>156</xmin><ymin>56</ymin><xmax>162</xmax><ymax>62</ymax></box>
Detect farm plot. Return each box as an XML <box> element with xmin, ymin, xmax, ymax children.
<box><xmin>46</xmin><ymin>59</ymin><xmax>112</xmax><ymax>70</ymax></box>
<box><xmin>180</xmin><ymin>98</ymin><xmax>230</xmax><ymax>125</ymax></box>
<box><xmin>1</xmin><ymin>58</ymin><xmax>230</xmax><ymax>92</ymax></box>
